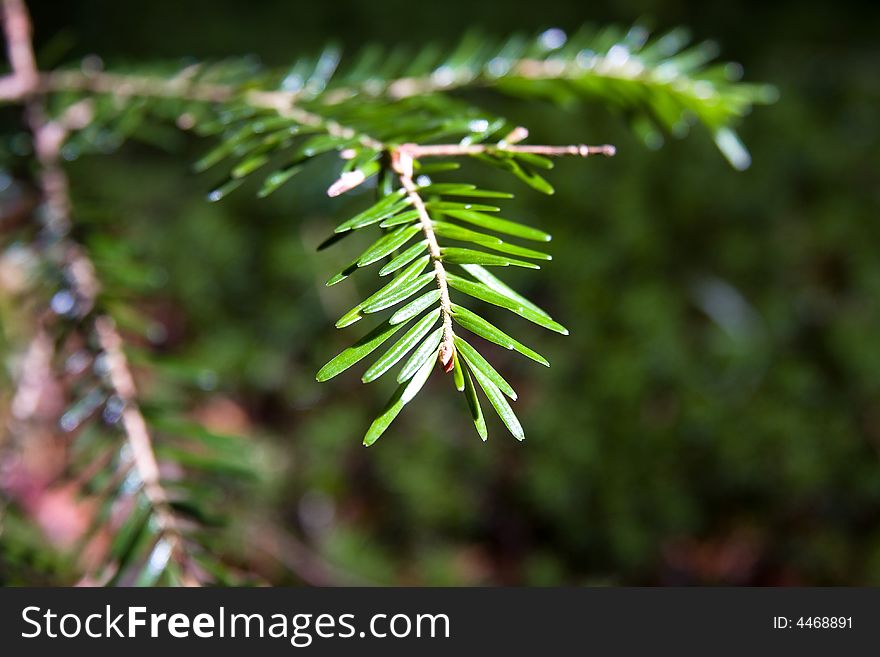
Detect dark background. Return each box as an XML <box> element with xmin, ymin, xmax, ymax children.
<box><xmin>6</xmin><ymin>0</ymin><xmax>880</xmax><ymax>584</ymax></box>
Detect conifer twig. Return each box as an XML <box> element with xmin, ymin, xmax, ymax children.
<box><xmin>385</xmin><ymin>130</ymin><xmax>614</xmax><ymax>372</ymax></box>
<box><xmin>0</xmin><ymin>68</ymin><xmax>385</xmax><ymax>150</ymax></box>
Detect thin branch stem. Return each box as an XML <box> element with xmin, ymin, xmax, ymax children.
<box><xmin>246</xmin><ymin>89</ymin><xmax>383</xmax><ymax>150</ymax></box>
<box><xmin>0</xmin><ymin>51</ymin><xmax>659</xmax><ymax>108</ymax></box>
<box><xmin>399</xmin><ymin>141</ymin><xmax>616</xmax><ymax>159</ymax></box>
<box><xmin>0</xmin><ymin>68</ymin><xmax>384</xmax><ymax>150</ymax></box>
<box><xmin>391</xmin><ymin>149</ymin><xmax>455</xmax><ymax>370</ymax></box>
<box><xmin>93</xmin><ymin>317</ymin><xmax>188</xmax><ymax>552</ymax></box>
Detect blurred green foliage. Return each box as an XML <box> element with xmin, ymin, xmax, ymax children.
<box><xmin>5</xmin><ymin>0</ymin><xmax>880</xmax><ymax>584</ymax></box>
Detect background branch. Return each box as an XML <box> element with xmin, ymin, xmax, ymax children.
<box><xmin>1</xmin><ymin>0</ymin><xmax>198</xmax><ymax>585</ymax></box>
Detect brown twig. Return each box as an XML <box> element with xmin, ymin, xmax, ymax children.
<box><xmin>246</xmin><ymin>89</ymin><xmax>383</xmax><ymax>150</ymax></box>
<box><xmin>92</xmin><ymin>317</ymin><xmax>185</xmax><ymax>547</ymax></box>
<box><xmin>391</xmin><ymin>148</ymin><xmax>456</xmax><ymax>369</ymax></box>
<box><xmin>399</xmin><ymin>141</ymin><xmax>616</xmax><ymax>159</ymax></box>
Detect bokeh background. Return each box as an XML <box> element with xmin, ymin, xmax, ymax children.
<box><xmin>3</xmin><ymin>0</ymin><xmax>880</xmax><ymax>584</ymax></box>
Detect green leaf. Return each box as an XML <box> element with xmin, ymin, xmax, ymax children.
<box><xmin>250</xmin><ymin>116</ymin><xmax>299</xmax><ymax>134</ymax></box>
<box><xmin>450</xmin><ymin>304</ymin><xmax>549</xmax><ymax>367</ymax></box>
<box><xmin>433</xmin><ymin>221</ymin><xmax>551</xmax><ymax>260</ymax></box>
<box><xmin>362</xmin><ymin>310</ymin><xmax>440</xmax><ymax>383</ymax></box>
<box><xmin>454</xmin><ymin>336</ymin><xmax>517</xmax><ymax>400</ymax></box>
<box><xmin>379</xmin><ymin>240</ymin><xmax>429</xmax><ymax>276</ymax></box>
<box><xmin>364</xmin><ymin>350</ymin><xmax>437</xmax><ymax>446</ymax></box>
<box><xmin>476</xmin><ymin>154</ymin><xmax>555</xmax><ymax>194</ymax></box>
<box><xmin>427</xmin><ymin>201</ymin><xmax>501</xmax><ymax>213</ymax></box>
<box><xmin>713</xmin><ymin>127</ymin><xmax>751</xmax><ymax>171</ymax></box>
<box><xmin>194</xmin><ymin>134</ymin><xmax>256</xmax><ymax>173</ymax></box>
<box><xmin>194</xmin><ymin>106</ymin><xmax>258</xmax><ymax>135</ymax></box>
<box><xmin>363</xmin><ymin>387</ymin><xmax>406</xmax><ymax>447</ymax></box>
<box><xmin>473</xmin><ymin>239</ymin><xmax>551</xmax><ymax>261</ymax></box>
<box><xmin>452</xmin><ymin>350</ymin><xmax>465</xmax><ymax>391</ymax></box>
<box><xmin>460</xmin><ymin>264</ymin><xmax>552</xmax><ymax>319</ymax></box>
<box><xmin>106</xmin><ymin>499</ymin><xmax>156</xmax><ymax>584</ymax></box>
<box><xmin>109</xmin><ymin>497</ymin><xmax>152</xmax><ymax>563</ymax></box>
<box><xmin>469</xmin><ymin>361</ymin><xmax>525</xmax><ymax>441</ymax></box>
<box><xmin>258</xmin><ymin>162</ymin><xmax>304</xmax><ymax>198</ymax></box>
<box><xmin>133</xmin><ymin>540</ymin><xmax>172</xmax><ymax>587</ymax></box>
<box><xmin>356</xmin><ymin>225</ymin><xmax>421</xmax><ymax>266</ymax></box>
<box><xmin>415</xmin><ymin>161</ymin><xmax>461</xmax><ymax>174</ymax></box>
<box><xmin>440</xmin><ymin>247</ymin><xmax>540</xmax><ymax>269</ymax></box>
<box><xmin>231</xmin><ymin>153</ymin><xmax>270</xmax><ymax>179</ymax></box>
<box><xmin>441</xmin><ymin>209</ymin><xmax>551</xmax><ymax>242</ymax></box>
<box><xmin>446</xmin><ymin>272</ymin><xmax>568</xmax><ymax>334</ymax></box>
<box><xmin>316</xmin><ymin>318</ymin><xmax>412</xmax><ymax>381</ymax></box>
<box><xmin>326</xmin><ymin>259</ymin><xmax>359</xmax><ymax>287</ymax></box>
<box><xmin>419</xmin><ymin>183</ymin><xmax>514</xmax><ymax>199</ymax></box>
<box><xmin>298</xmin><ymin>133</ymin><xmax>357</xmax><ymax>157</ymax></box>
<box><xmin>401</xmin><ymin>347</ymin><xmax>438</xmax><ymax>403</ymax></box>
<box><xmin>461</xmin><ymin>364</ymin><xmax>488</xmax><ymax>441</ymax></box>
<box><xmin>335</xmin><ymin>256</ymin><xmax>429</xmax><ymax>327</ymax></box>
<box><xmin>334</xmin><ymin>191</ymin><xmax>409</xmax><ymax>233</ymax></box>
<box><xmin>334</xmin><ymin>307</ymin><xmax>364</xmax><ymax>330</ymax></box>
<box><xmin>511</xmin><ymin>151</ymin><xmax>554</xmax><ymax>170</ymax></box>
<box><xmin>398</xmin><ymin>327</ymin><xmax>443</xmax><ymax>382</ymax></box>
<box><xmin>390</xmin><ymin>289</ymin><xmax>441</xmax><ymax>324</ymax></box>
<box><xmin>378</xmin><ymin>209</ymin><xmax>421</xmax><ymax>228</ymax></box>
<box><xmin>206</xmin><ymin>177</ymin><xmax>245</xmax><ymax>202</ymax></box>
<box><xmin>361</xmin><ymin>271</ymin><xmax>436</xmax><ymax>314</ymax></box>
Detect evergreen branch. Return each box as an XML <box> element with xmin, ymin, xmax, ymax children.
<box><xmin>384</xmin><ymin>132</ymin><xmax>614</xmax><ymax>381</ymax></box>
<box><xmin>1</xmin><ymin>0</ymin><xmax>233</xmax><ymax>586</ymax></box>
<box><xmin>309</xmin><ymin>26</ymin><xmax>775</xmax><ymax>166</ymax></box>
<box><xmin>317</xmin><ymin>132</ymin><xmax>613</xmax><ymax>444</ymax></box>
<box><xmin>0</xmin><ymin>69</ymin><xmax>385</xmax><ymax>150</ymax></box>
<box><xmin>329</xmin><ymin>38</ymin><xmax>755</xmax><ymax>107</ymax></box>
<box><xmin>1</xmin><ymin>0</ymin><xmax>769</xmax><ymax>451</ymax></box>
<box><xmin>0</xmin><ymin>24</ymin><xmax>771</xmax><ymax>169</ymax></box>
